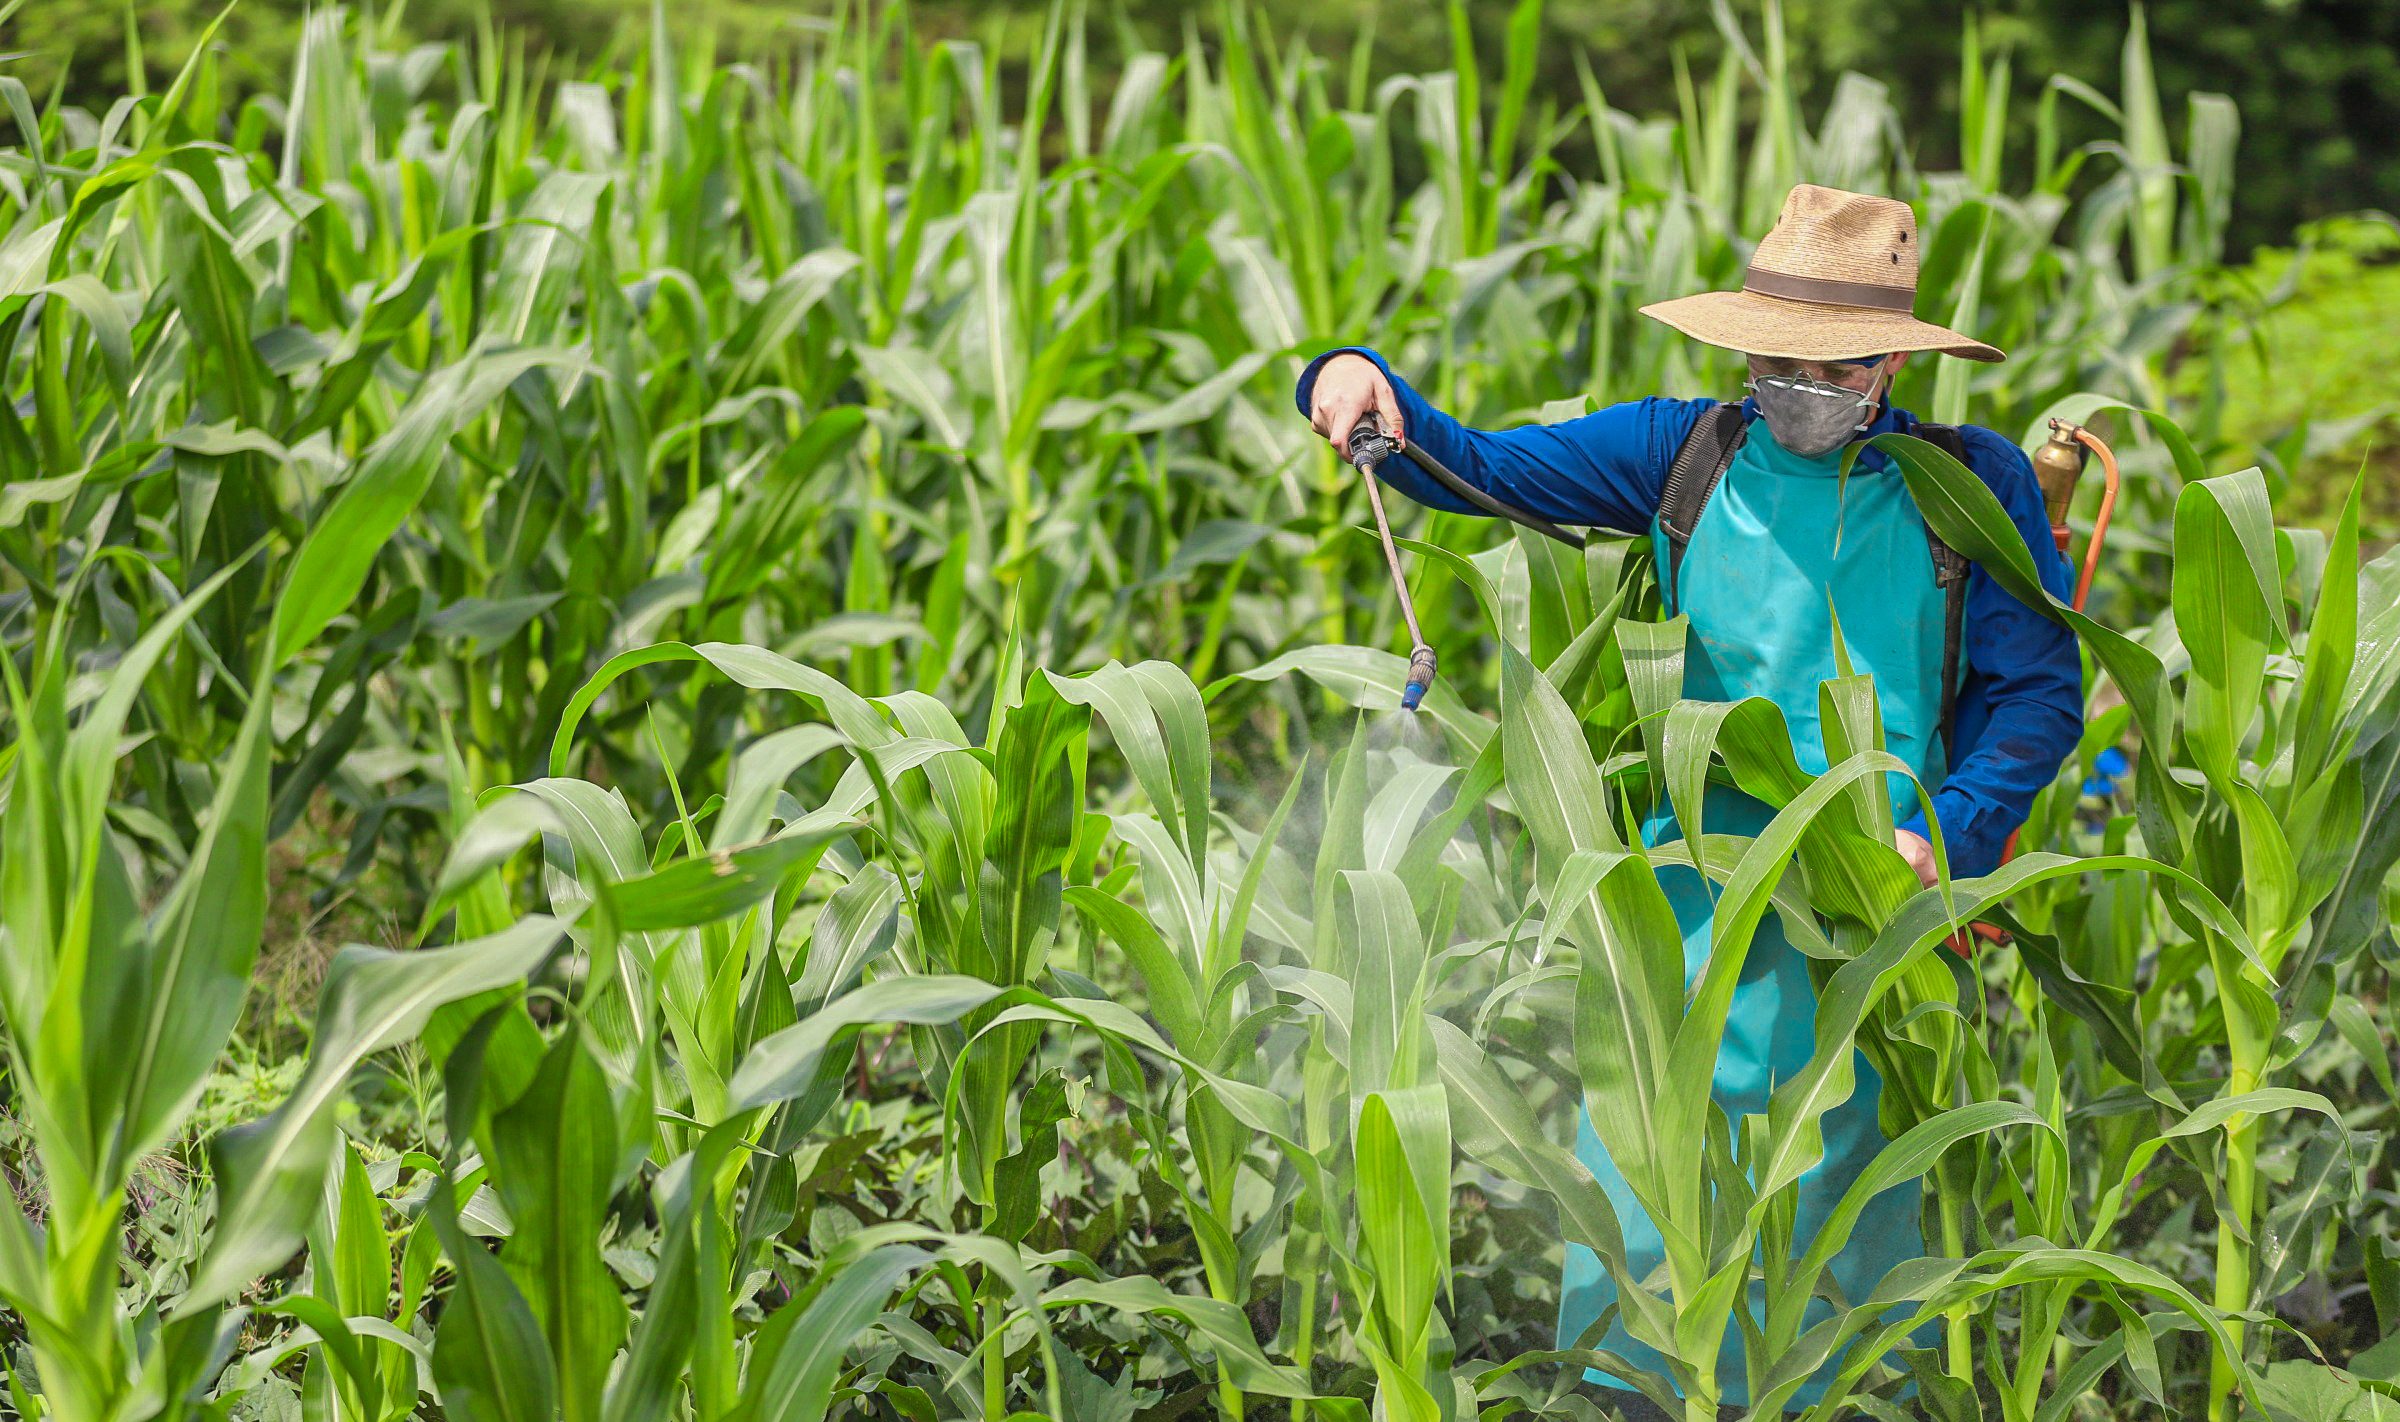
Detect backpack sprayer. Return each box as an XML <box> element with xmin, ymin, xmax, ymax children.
<box><xmin>1344</xmin><ymin>410</ymin><xmax>1585</xmax><ymax>711</ymax></box>
<box><xmin>1962</xmin><ymin>416</ymin><xmax>2119</xmax><ymax>951</ymax></box>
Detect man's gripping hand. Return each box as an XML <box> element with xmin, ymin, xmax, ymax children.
<box><xmin>1896</xmin><ymin>829</ymin><xmax>1940</xmax><ymax>889</ymax></box>
<box><xmin>1308</xmin><ymin>352</ymin><xmax>1405</xmax><ymax>457</ymax></box>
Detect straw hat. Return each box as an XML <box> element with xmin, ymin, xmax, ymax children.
<box><xmin>1639</xmin><ymin>184</ymin><xmax>2005</xmax><ymax>363</ymax></box>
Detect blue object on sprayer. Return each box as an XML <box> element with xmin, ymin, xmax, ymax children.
<box><xmin>1402</xmin><ymin>645</ymin><xmax>1438</xmax><ymax>712</ymax></box>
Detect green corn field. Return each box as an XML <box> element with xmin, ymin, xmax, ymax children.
<box><xmin>1</xmin><ymin>1</ymin><xmax>2395</xmax><ymax>1420</ymax></box>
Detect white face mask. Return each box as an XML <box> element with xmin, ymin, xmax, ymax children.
<box><xmin>1745</xmin><ymin>367</ymin><xmax>1887</xmax><ymax>457</ymax></box>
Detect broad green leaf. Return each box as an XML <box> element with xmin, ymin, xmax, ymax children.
<box><xmin>793</xmin><ymin>866</ymin><xmax>906</xmax><ymax>1012</ymax></box>
<box><xmin>429</xmin><ymin>1177</ymin><xmax>558</xmax><ymax>1422</ymax></box>
<box><xmin>1354</xmin><ymin>1085</ymin><xmax>1451</xmax><ymax>1363</ymax></box>
<box><xmin>730</xmin><ymin>975</ymin><xmax>1012</xmax><ymax>1111</ymax></box>
<box><xmin>743</xmin><ymin>1243</ymin><xmax>930</xmax><ymax>1422</ymax></box>
<box><xmin>714</xmin><ymin>726</ymin><xmax>848</xmax><ymax>850</ymax></box>
<box><xmin>1767</xmin><ymin>1100</ymin><xmax>2052</xmax><ymax>1346</ymax></box>
<box><xmin>979</xmin><ymin>672</ymin><xmax>1089</xmax><ymax>985</ymax></box>
<box><xmin>483</xmin><ymin>1025</ymin><xmax>630</xmax><ymax>1422</ymax></box>
<box><xmin>1345</xmin><ymin>870</ymin><xmax>1430</xmax><ymax>1098</ymax></box>
<box><xmin>1067</xmin><ymin>885</ymin><xmax>1202</xmax><ymax>1048</ymax></box>
<box><xmin>1617</xmin><ymin>615</ymin><xmax>1688</xmax><ymax>792</ymax></box>
<box><xmin>2174</xmin><ymin>474</ymin><xmax>2273</xmax><ymax>783</ymax></box>
<box><xmin>597</xmin><ymin>822</ymin><xmax>854</xmax><ymax>933</ymax></box>
<box><xmin>550</xmin><ymin>642</ymin><xmax>895</xmax><ymax>779</ymax></box>
<box><xmin>1206</xmin><ymin>644</ymin><xmax>1492</xmax><ymax>752</ymax></box>
<box><xmin>1869</xmin><ymin>432</ymin><xmax>2184</xmax><ymax>825</ymax></box>
<box><xmin>1039</xmin><ymin>1275</ymin><xmax>1315</xmax><ymax>1399</ymax></box>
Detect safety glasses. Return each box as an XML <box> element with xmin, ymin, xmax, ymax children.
<box><xmin>1744</xmin><ymin>373</ymin><xmax>1877</xmax><ymax>403</ymax></box>
<box><xmin>1748</xmin><ymin>354</ymin><xmax>1890</xmax><ymax>381</ymax></box>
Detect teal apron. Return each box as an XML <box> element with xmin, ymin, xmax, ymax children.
<box><xmin>1558</xmin><ymin>417</ymin><xmax>1947</xmax><ymax>1411</ymax></box>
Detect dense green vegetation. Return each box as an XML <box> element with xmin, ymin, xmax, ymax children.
<box><xmin>1</xmin><ymin>3</ymin><xmax>2396</xmax><ymax>1421</ymax></box>
<box><xmin>14</xmin><ymin>0</ymin><xmax>2400</xmax><ymax>262</ymax></box>
<box><xmin>2191</xmin><ymin>214</ymin><xmax>2400</xmax><ymax>541</ymax></box>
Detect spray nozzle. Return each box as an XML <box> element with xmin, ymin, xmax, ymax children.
<box><xmin>1401</xmin><ymin>644</ymin><xmax>1437</xmax><ymax>713</ymax></box>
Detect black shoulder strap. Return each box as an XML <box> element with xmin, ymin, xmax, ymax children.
<box><xmin>1912</xmin><ymin>422</ymin><xmax>1975</xmax><ymax>755</ymax></box>
<box><xmin>1658</xmin><ymin>401</ymin><xmax>1748</xmax><ymax>608</ymax></box>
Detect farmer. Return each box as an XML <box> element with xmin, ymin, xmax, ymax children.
<box><xmin>1295</xmin><ymin>184</ymin><xmax>2083</xmax><ymax>1415</ymax></box>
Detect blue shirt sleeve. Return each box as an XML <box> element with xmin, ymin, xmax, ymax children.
<box><xmin>1896</xmin><ymin>422</ymin><xmax>2086</xmax><ymax>878</ymax></box>
<box><xmin>1293</xmin><ymin>346</ymin><xmax>1707</xmax><ymax>536</ymax></box>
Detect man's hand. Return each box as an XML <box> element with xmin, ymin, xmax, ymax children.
<box><xmin>1309</xmin><ymin>352</ymin><xmax>1404</xmax><ymax>457</ymax></box>
<box><xmin>1896</xmin><ymin>829</ymin><xmax>1940</xmax><ymax>889</ymax></box>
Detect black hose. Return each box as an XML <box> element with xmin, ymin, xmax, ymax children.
<box><xmin>1352</xmin><ymin>415</ymin><xmax>1587</xmax><ymax>549</ymax></box>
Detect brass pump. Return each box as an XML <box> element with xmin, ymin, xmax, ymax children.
<box><xmin>2029</xmin><ymin>418</ymin><xmax>2121</xmax><ymax>614</ymax></box>
<box><xmin>2032</xmin><ymin>425</ymin><xmax>2086</xmax><ymax>546</ymax></box>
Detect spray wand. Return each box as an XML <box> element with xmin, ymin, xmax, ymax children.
<box><xmin>1345</xmin><ymin>413</ymin><xmax>1438</xmax><ymax>710</ymax></box>
<box><xmin>1345</xmin><ymin>411</ymin><xmax>1586</xmax><ymax>712</ymax></box>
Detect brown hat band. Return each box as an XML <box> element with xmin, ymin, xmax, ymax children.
<box><xmin>1741</xmin><ymin>265</ymin><xmax>1915</xmax><ymax>312</ymax></box>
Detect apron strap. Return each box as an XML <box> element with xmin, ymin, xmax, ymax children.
<box><xmin>1658</xmin><ymin>401</ymin><xmax>1749</xmax><ymax>607</ymax></box>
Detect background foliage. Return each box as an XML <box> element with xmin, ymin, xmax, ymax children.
<box><xmin>13</xmin><ymin>0</ymin><xmax>2400</xmax><ymax>525</ymax></box>
<box><xmin>11</xmin><ymin>0</ymin><xmax>2400</xmax><ymax>260</ymax></box>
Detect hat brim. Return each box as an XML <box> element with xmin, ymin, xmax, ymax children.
<box><xmin>1638</xmin><ymin>289</ymin><xmax>2004</xmax><ymax>363</ymax></box>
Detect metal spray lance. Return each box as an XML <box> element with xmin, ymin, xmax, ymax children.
<box><xmin>1342</xmin><ymin>410</ymin><xmax>1589</xmax><ymax>711</ymax></box>
<box><xmin>1345</xmin><ymin>411</ymin><xmax>1438</xmax><ymax>711</ymax></box>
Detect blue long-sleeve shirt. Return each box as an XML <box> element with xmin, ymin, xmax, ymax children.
<box><xmin>1295</xmin><ymin>347</ymin><xmax>2085</xmax><ymax>878</ymax></box>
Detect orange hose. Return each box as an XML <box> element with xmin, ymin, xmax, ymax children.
<box><xmin>2071</xmin><ymin>427</ymin><xmax>2120</xmax><ymax>613</ymax></box>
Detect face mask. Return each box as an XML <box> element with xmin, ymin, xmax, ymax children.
<box><xmin>1746</xmin><ymin>368</ymin><xmax>1884</xmax><ymax>457</ymax></box>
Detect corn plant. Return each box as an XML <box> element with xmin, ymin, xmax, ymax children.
<box><xmin>0</xmin><ymin>548</ymin><xmax>566</xmax><ymax>1422</ymax></box>
<box><xmin>0</xmin><ymin>566</ymin><xmax>274</xmax><ymax>1422</ymax></box>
